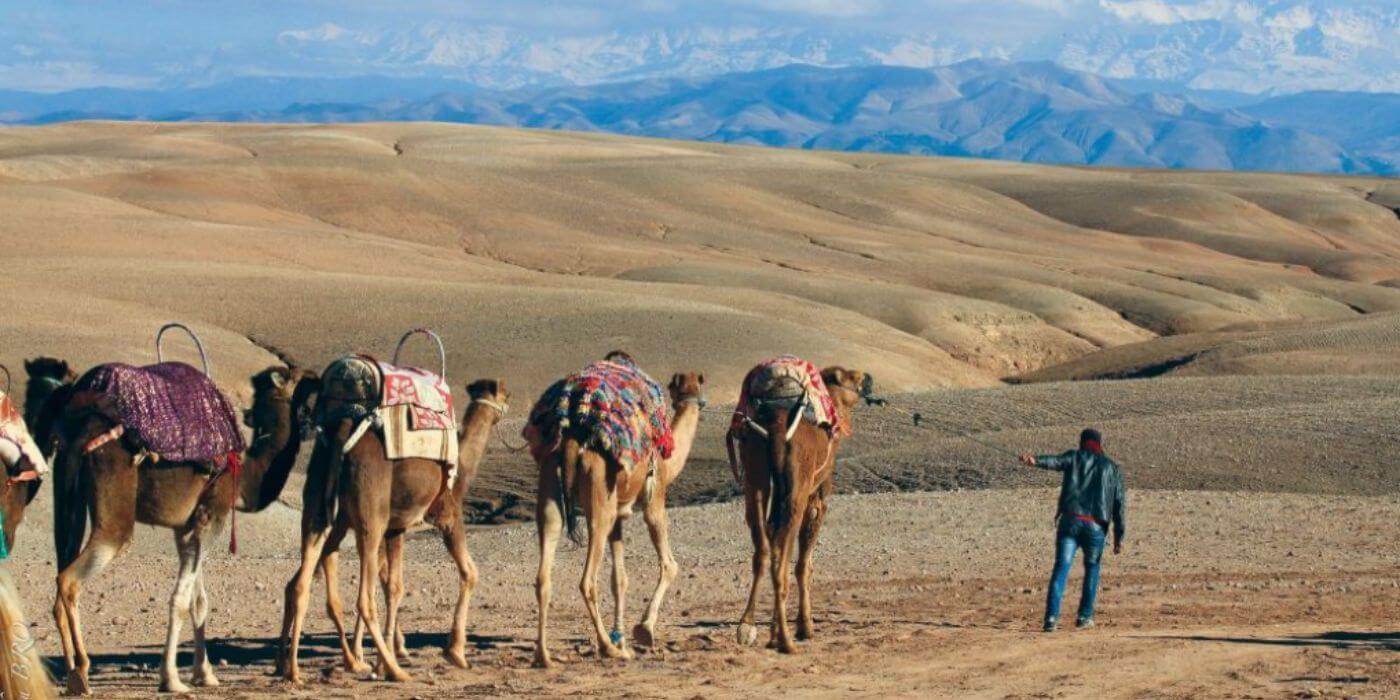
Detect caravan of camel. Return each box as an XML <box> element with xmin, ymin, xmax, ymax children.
<box><xmin>0</xmin><ymin>324</ymin><xmax>876</xmax><ymax>695</ymax></box>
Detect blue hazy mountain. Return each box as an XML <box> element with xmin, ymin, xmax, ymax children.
<box><xmin>3</xmin><ymin>61</ymin><xmax>1394</xmax><ymax>175</ymax></box>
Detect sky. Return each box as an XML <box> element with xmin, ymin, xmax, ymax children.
<box><xmin>1</xmin><ymin>1</ymin><xmax>1396</xmax><ymax>92</ymax></box>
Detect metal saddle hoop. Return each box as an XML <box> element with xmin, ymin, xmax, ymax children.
<box><xmin>392</xmin><ymin>327</ymin><xmax>447</xmax><ymax>379</ymax></box>
<box><xmin>156</xmin><ymin>322</ymin><xmax>212</xmax><ymax>376</ymax></box>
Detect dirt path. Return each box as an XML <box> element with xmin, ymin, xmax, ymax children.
<box><xmin>7</xmin><ymin>488</ymin><xmax>1397</xmax><ymax>698</ymax></box>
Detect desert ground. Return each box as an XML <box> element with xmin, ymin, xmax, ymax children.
<box><xmin>0</xmin><ymin>122</ymin><xmax>1397</xmax><ymax>698</ymax></box>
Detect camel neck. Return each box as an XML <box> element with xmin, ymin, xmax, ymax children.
<box><xmin>453</xmin><ymin>403</ymin><xmax>496</xmax><ymax>496</ymax></box>
<box><xmin>662</xmin><ymin>401</ymin><xmax>701</xmax><ymax>475</ymax></box>
<box><xmin>239</xmin><ymin>397</ymin><xmax>304</xmax><ymax>512</ymax></box>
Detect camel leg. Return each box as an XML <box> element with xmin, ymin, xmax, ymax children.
<box><xmin>736</xmin><ymin>485</ymin><xmax>770</xmax><ymax>647</ymax></box>
<box><xmin>796</xmin><ymin>488</ymin><xmax>830</xmax><ymax>641</ymax></box>
<box><xmin>579</xmin><ymin>466</ymin><xmax>624</xmax><ymax>660</ymax></box>
<box><xmin>278</xmin><ymin>528</ymin><xmax>329</xmax><ymax>683</ymax></box>
<box><xmin>356</xmin><ymin>525</ymin><xmax>410</xmax><ymax>682</ymax></box>
<box><xmin>770</xmin><ymin>492</ymin><xmax>808</xmax><ymax>655</ymax></box>
<box><xmin>533</xmin><ymin>490</ymin><xmax>563</xmax><ymax>668</ymax></box>
<box><xmin>381</xmin><ymin>532</ymin><xmax>409</xmax><ymax>666</ymax></box>
<box><xmin>606</xmin><ymin>518</ymin><xmax>633</xmax><ymax>659</ymax></box>
<box><xmin>54</xmin><ymin>534</ymin><xmax>123</xmax><ymax>696</ymax></box>
<box><xmin>190</xmin><ymin>564</ymin><xmax>220</xmax><ymax>687</ymax></box>
<box><xmin>158</xmin><ymin>525</ymin><xmax>201</xmax><ymax>693</ymax></box>
<box><xmin>318</xmin><ymin>518</ymin><xmax>369</xmax><ymax>673</ymax></box>
<box><xmin>441</xmin><ymin>519</ymin><xmax>478</xmax><ymax>669</ymax></box>
<box><xmin>633</xmin><ymin>494</ymin><xmax>679</xmax><ymax>649</ymax></box>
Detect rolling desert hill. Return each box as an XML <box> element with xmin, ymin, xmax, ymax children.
<box><xmin>2</xmin><ymin>121</ymin><xmax>1399</xmax><ymax>698</ymax></box>
<box><xmin>3</xmin><ymin>120</ymin><xmax>1399</xmax><ymax>509</ymax></box>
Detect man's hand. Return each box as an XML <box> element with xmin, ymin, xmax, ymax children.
<box><xmin>1113</xmin><ymin>541</ymin><xmax>1123</xmax><ymax>555</ymax></box>
<box><xmin>1019</xmin><ymin>452</ymin><xmax>1037</xmax><ymax>467</ymax></box>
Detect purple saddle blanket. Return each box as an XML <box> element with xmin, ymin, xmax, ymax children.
<box><xmin>76</xmin><ymin>362</ymin><xmax>245</xmax><ymax>463</ymax></box>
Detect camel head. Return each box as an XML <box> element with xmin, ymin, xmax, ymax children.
<box><xmin>23</xmin><ymin>356</ymin><xmax>77</xmax><ymax>432</ymax></box>
<box><xmin>245</xmin><ymin>365</ymin><xmax>321</xmax><ymax>443</ymax></box>
<box><xmin>466</xmin><ymin>379</ymin><xmax>510</xmax><ymax>424</ymax></box>
<box><xmin>820</xmin><ymin>366</ymin><xmax>874</xmax><ymax>410</ymax></box>
<box><xmin>667</xmin><ymin>371</ymin><xmax>706</xmax><ymax>410</ymax></box>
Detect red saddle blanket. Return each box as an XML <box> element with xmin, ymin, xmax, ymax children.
<box><xmin>730</xmin><ymin>355</ymin><xmax>844</xmax><ymax>437</ymax></box>
<box><xmin>76</xmin><ymin>362</ymin><xmax>245</xmax><ymax>464</ymax></box>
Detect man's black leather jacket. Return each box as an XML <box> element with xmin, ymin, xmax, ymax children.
<box><xmin>1035</xmin><ymin>449</ymin><xmax>1127</xmax><ymax>543</ymax></box>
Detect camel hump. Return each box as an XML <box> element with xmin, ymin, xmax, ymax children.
<box><xmin>733</xmin><ymin>355</ymin><xmax>838</xmax><ymax>435</ymax></box>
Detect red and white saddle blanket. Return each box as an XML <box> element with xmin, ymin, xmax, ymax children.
<box><xmin>376</xmin><ymin>361</ymin><xmax>455</xmax><ymax>431</ymax></box>
<box><xmin>0</xmin><ymin>391</ymin><xmax>47</xmax><ymax>478</ymax></box>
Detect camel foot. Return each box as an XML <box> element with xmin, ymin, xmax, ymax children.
<box><xmin>192</xmin><ymin>667</ymin><xmax>221</xmax><ymax>687</ymax></box>
<box><xmin>797</xmin><ymin>621</ymin><xmax>814</xmax><ymax>641</ymax></box>
<box><xmin>632</xmin><ymin>622</ymin><xmax>657</xmax><ymax>649</ymax></box>
<box><xmin>343</xmin><ymin>656</ymin><xmax>372</xmax><ymax>674</ymax></box>
<box><xmin>532</xmin><ymin>648</ymin><xmax>554</xmax><ymax>669</ymax></box>
<box><xmin>598</xmin><ymin>641</ymin><xmax>631</xmax><ymax>660</ymax></box>
<box><xmin>777</xmin><ymin>638</ymin><xmax>800</xmax><ymax>655</ymax></box>
<box><xmin>159</xmin><ymin>676</ymin><xmax>192</xmax><ymax>694</ymax></box>
<box><xmin>64</xmin><ymin>672</ymin><xmax>92</xmax><ymax>697</ymax></box>
<box><xmin>443</xmin><ymin>647</ymin><xmax>469</xmax><ymax>669</ymax></box>
<box><xmin>375</xmin><ymin>661</ymin><xmax>412</xmax><ymax>683</ymax></box>
<box><xmin>281</xmin><ymin>667</ymin><xmax>303</xmax><ymax>685</ymax></box>
<box><xmin>737</xmin><ymin>623</ymin><xmax>760</xmax><ymax>647</ymax></box>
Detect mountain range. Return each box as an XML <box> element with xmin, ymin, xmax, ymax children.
<box><xmin>4</xmin><ymin>60</ymin><xmax>1395</xmax><ymax>176</ymax></box>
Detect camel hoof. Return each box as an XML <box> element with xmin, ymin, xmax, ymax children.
<box><xmin>777</xmin><ymin>639</ymin><xmax>801</xmax><ymax>655</ymax></box>
<box><xmin>193</xmin><ymin>669</ymin><xmax>221</xmax><ymax>687</ymax></box>
<box><xmin>64</xmin><ymin>673</ymin><xmax>92</xmax><ymax>697</ymax></box>
<box><xmin>532</xmin><ymin>650</ymin><xmax>554</xmax><ymax>669</ymax></box>
<box><xmin>632</xmin><ymin>623</ymin><xmax>657</xmax><ymax>649</ymax></box>
<box><xmin>443</xmin><ymin>647</ymin><xmax>469</xmax><ymax>669</ymax></box>
<box><xmin>797</xmin><ymin>624</ymin><xmax>814</xmax><ymax>641</ymax></box>
<box><xmin>599</xmin><ymin>641</ymin><xmax>629</xmax><ymax>660</ymax></box>
<box><xmin>346</xmin><ymin>659</ymin><xmax>372</xmax><ymax>675</ymax></box>
<box><xmin>159</xmin><ymin>677</ymin><xmax>192</xmax><ymax>694</ymax></box>
<box><xmin>737</xmin><ymin>623</ymin><xmax>760</xmax><ymax>647</ymax></box>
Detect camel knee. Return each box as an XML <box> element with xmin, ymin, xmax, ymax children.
<box><xmin>661</xmin><ymin>558</ymin><xmax>679</xmax><ymax>583</ymax></box>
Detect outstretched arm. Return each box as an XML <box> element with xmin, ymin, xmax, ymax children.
<box><xmin>1019</xmin><ymin>450</ymin><xmax>1074</xmax><ymax>472</ymax></box>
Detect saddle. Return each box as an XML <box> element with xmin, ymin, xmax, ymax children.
<box><xmin>525</xmin><ymin>358</ymin><xmax>673</xmax><ymax>476</ymax></box>
<box><xmin>0</xmin><ymin>389</ymin><xmax>47</xmax><ymax>479</ymax></box>
<box><xmin>75</xmin><ymin>362</ymin><xmax>245</xmax><ymax>466</ymax></box>
<box><xmin>318</xmin><ymin>355</ymin><xmax>459</xmax><ymax>481</ymax></box>
<box><xmin>730</xmin><ymin>355</ymin><xmax>840</xmax><ymax>437</ymax></box>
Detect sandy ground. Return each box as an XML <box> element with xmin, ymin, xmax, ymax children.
<box><xmin>3</xmin><ymin>488</ymin><xmax>1396</xmax><ymax>699</ymax></box>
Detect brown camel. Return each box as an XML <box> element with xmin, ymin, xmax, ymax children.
<box><xmin>735</xmin><ymin>366</ymin><xmax>870</xmax><ymax>654</ymax></box>
<box><xmin>530</xmin><ymin>371</ymin><xmax>705</xmax><ymax>668</ymax></box>
<box><xmin>22</xmin><ymin>357</ymin><xmax>76</xmax><ymax>434</ymax></box>
<box><xmin>277</xmin><ymin>378</ymin><xmax>509</xmax><ymax>684</ymax></box>
<box><xmin>37</xmin><ymin>365</ymin><xmax>319</xmax><ymax>695</ymax></box>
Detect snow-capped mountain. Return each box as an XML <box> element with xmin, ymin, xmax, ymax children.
<box><xmin>264</xmin><ymin>2</ymin><xmax>1399</xmax><ymax>94</ymax></box>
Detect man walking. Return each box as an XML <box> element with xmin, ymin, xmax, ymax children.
<box><xmin>1019</xmin><ymin>428</ymin><xmax>1126</xmax><ymax>632</ymax></box>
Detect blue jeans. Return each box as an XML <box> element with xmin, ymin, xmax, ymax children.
<box><xmin>1044</xmin><ymin>518</ymin><xmax>1106</xmax><ymax>624</ymax></box>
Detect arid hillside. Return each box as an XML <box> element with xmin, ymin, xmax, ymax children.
<box><xmin>3</xmin><ymin>122</ymin><xmax>1399</xmax><ymax>406</ymax></box>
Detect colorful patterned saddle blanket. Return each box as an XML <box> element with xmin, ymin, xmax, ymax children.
<box><xmin>525</xmin><ymin>358</ymin><xmax>673</xmax><ymax>475</ymax></box>
<box><xmin>318</xmin><ymin>356</ymin><xmax>458</xmax><ymax>470</ymax></box>
<box><xmin>75</xmin><ymin>362</ymin><xmax>245</xmax><ymax>464</ymax></box>
<box><xmin>0</xmin><ymin>390</ymin><xmax>47</xmax><ymax>477</ymax></box>
<box><xmin>731</xmin><ymin>355</ymin><xmax>842</xmax><ymax>437</ymax></box>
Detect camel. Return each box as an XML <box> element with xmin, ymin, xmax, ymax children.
<box><xmin>735</xmin><ymin>366</ymin><xmax>871</xmax><ymax>654</ymax></box>
<box><xmin>36</xmin><ymin>365</ymin><xmax>320</xmax><ymax>695</ymax></box>
<box><xmin>277</xmin><ymin>378</ymin><xmax>509</xmax><ymax>684</ymax></box>
<box><xmin>22</xmin><ymin>357</ymin><xmax>76</xmax><ymax>434</ymax></box>
<box><xmin>530</xmin><ymin>370</ymin><xmax>705</xmax><ymax>668</ymax></box>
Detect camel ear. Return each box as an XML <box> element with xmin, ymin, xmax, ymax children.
<box><xmin>669</xmin><ymin>373</ymin><xmax>684</xmax><ymax>391</ymax></box>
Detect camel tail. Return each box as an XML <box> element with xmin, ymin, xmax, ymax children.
<box><xmin>52</xmin><ymin>429</ymin><xmax>86</xmax><ymax>574</ymax></box>
<box><xmin>559</xmin><ymin>437</ymin><xmax>584</xmax><ymax>545</ymax></box>
<box><xmin>764</xmin><ymin>405</ymin><xmax>794</xmax><ymax>536</ymax></box>
<box><xmin>0</xmin><ymin>568</ymin><xmax>55</xmax><ymax>700</ymax></box>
